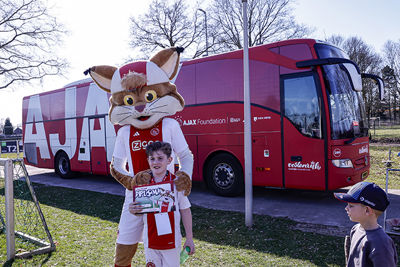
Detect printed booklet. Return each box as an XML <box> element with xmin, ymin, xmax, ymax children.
<box><xmin>133</xmin><ymin>181</ymin><xmax>175</xmax><ymax>213</ymax></box>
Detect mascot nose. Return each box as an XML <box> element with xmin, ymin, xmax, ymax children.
<box><xmin>135</xmin><ymin>105</ymin><xmax>145</xmax><ymax>113</ymax></box>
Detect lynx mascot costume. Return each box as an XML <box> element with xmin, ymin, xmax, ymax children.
<box><xmin>85</xmin><ymin>47</ymin><xmax>193</xmax><ymax>267</ymax></box>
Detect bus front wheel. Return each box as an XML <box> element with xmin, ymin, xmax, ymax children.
<box><xmin>55</xmin><ymin>151</ymin><xmax>74</xmax><ymax>179</ymax></box>
<box><xmin>205</xmin><ymin>153</ymin><xmax>244</xmax><ymax>197</ymax></box>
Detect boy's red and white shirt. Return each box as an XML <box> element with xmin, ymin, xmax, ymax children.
<box><xmin>143</xmin><ymin>171</ymin><xmax>191</xmax><ymax>250</ymax></box>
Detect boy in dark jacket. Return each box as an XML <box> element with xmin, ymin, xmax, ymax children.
<box><xmin>334</xmin><ymin>182</ymin><xmax>397</xmax><ymax>267</ymax></box>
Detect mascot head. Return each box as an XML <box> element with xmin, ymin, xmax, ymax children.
<box><xmin>85</xmin><ymin>47</ymin><xmax>184</xmax><ymax>129</ymax></box>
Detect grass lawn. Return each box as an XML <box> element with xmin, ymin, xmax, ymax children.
<box><xmin>0</xmin><ymin>153</ymin><xmax>23</xmax><ymax>159</ymax></box>
<box><xmin>370</xmin><ymin>125</ymin><xmax>400</xmax><ymax>141</ymax></box>
<box><xmin>369</xmin><ymin>145</ymin><xmax>400</xmax><ymax>189</ymax></box>
<box><xmin>0</xmin><ymin>147</ymin><xmax>399</xmax><ymax>266</ymax></box>
<box><xmin>0</xmin><ymin>184</ymin><xmax>352</xmax><ymax>266</ymax></box>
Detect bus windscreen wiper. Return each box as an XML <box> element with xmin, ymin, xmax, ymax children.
<box><xmin>344</xmin><ymin>136</ymin><xmax>357</xmax><ymax>144</ymax></box>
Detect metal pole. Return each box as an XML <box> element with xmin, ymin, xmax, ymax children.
<box><xmin>198</xmin><ymin>8</ymin><xmax>208</xmax><ymax>56</ymax></box>
<box><xmin>242</xmin><ymin>0</ymin><xmax>253</xmax><ymax>227</ymax></box>
<box><xmin>3</xmin><ymin>159</ymin><xmax>15</xmax><ymax>260</ymax></box>
<box><xmin>373</xmin><ymin>120</ymin><xmax>376</xmax><ymax>137</ymax></box>
<box><xmin>384</xmin><ymin>168</ymin><xmax>389</xmax><ymax>232</ymax></box>
<box><xmin>16</xmin><ymin>139</ymin><xmax>20</xmax><ymax>159</ymax></box>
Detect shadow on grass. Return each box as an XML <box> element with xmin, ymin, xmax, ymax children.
<box><xmin>190</xmin><ymin>207</ymin><xmax>346</xmax><ymax>267</ymax></box>
<box><xmin>0</xmin><ymin>180</ymin><xmax>124</xmax><ymax>223</ymax></box>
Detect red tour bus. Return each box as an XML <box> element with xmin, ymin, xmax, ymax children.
<box><xmin>22</xmin><ymin>39</ymin><xmax>384</xmax><ymax>196</ymax></box>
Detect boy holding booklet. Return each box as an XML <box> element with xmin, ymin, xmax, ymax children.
<box><xmin>129</xmin><ymin>141</ymin><xmax>195</xmax><ymax>267</ymax></box>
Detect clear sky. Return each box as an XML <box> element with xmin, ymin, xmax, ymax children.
<box><xmin>1</xmin><ymin>0</ymin><xmax>399</xmax><ymax>126</ymax></box>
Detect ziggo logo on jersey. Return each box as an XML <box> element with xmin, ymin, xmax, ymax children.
<box><xmin>131</xmin><ymin>140</ymin><xmax>160</xmax><ymax>151</ymax></box>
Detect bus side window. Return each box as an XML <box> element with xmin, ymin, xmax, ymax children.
<box><xmin>283</xmin><ymin>75</ymin><xmax>322</xmax><ymax>138</ymax></box>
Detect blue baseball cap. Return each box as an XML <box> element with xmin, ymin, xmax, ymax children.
<box><xmin>334</xmin><ymin>182</ymin><xmax>390</xmax><ymax>211</ymax></box>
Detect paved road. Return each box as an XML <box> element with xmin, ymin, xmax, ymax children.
<box><xmin>24</xmin><ymin>165</ymin><xmax>400</xmax><ymax>235</ymax></box>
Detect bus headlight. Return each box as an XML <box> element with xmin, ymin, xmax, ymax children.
<box><xmin>332</xmin><ymin>159</ymin><xmax>353</xmax><ymax>168</ymax></box>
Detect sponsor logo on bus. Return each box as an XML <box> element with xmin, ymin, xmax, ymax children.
<box><xmin>359</xmin><ymin>145</ymin><xmax>368</xmax><ymax>154</ymax></box>
<box><xmin>253</xmin><ymin>116</ymin><xmax>271</xmax><ymax>122</ymax></box>
<box><xmin>176</xmin><ymin>115</ymin><xmax>245</xmax><ymax>126</ymax></box>
<box><xmin>229</xmin><ymin>117</ymin><xmax>241</xmax><ymax>123</ymax></box>
<box><xmin>198</xmin><ymin>118</ymin><xmax>227</xmax><ymax>125</ymax></box>
<box><xmin>287</xmin><ymin>161</ymin><xmax>322</xmax><ymax>171</ymax></box>
<box><xmin>333</xmin><ymin>148</ymin><xmax>341</xmax><ymax>158</ymax></box>
<box><xmin>183</xmin><ymin>119</ymin><xmax>197</xmax><ymax>126</ymax></box>
<box><xmin>180</xmin><ymin>117</ymin><xmax>228</xmax><ymax>126</ymax></box>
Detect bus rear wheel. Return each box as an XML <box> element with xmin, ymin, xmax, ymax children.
<box><xmin>55</xmin><ymin>151</ymin><xmax>74</xmax><ymax>179</ymax></box>
<box><xmin>205</xmin><ymin>153</ymin><xmax>244</xmax><ymax>197</ymax></box>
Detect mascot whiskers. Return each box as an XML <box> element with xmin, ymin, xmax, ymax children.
<box><xmin>85</xmin><ymin>47</ymin><xmax>193</xmax><ymax>267</ymax></box>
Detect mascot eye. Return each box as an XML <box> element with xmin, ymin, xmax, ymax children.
<box><xmin>123</xmin><ymin>95</ymin><xmax>134</xmax><ymax>106</ymax></box>
<box><xmin>144</xmin><ymin>90</ymin><xmax>157</xmax><ymax>103</ymax></box>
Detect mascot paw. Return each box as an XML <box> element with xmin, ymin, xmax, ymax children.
<box><xmin>110</xmin><ymin>165</ymin><xmax>134</xmax><ymax>190</ymax></box>
<box><xmin>174</xmin><ymin>171</ymin><xmax>192</xmax><ymax>196</ymax></box>
<box><xmin>133</xmin><ymin>170</ymin><xmax>152</xmax><ymax>186</ymax></box>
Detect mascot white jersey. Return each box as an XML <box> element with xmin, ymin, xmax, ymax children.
<box><xmin>85</xmin><ymin>47</ymin><xmax>193</xmax><ymax>267</ymax></box>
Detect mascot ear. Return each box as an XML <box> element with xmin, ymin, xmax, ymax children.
<box><xmin>149</xmin><ymin>47</ymin><xmax>184</xmax><ymax>81</ymax></box>
<box><xmin>84</xmin><ymin>65</ymin><xmax>117</xmax><ymax>93</ymax></box>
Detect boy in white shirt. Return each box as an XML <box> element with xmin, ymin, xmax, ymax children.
<box><xmin>129</xmin><ymin>141</ymin><xmax>195</xmax><ymax>267</ymax></box>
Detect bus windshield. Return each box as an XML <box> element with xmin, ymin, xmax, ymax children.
<box><xmin>315</xmin><ymin>43</ymin><xmax>368</xmax><ymax>140</ymax></box>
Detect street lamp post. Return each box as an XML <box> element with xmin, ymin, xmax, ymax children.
<box><xmin>197</xmin><ymin>8</ymin><xmax>208</xmax><ymax>56</ymax></box>
<box><xmin>242</xmin><ymin>0</ymin><xmax>253</xmax><ymax>228</ymax></box>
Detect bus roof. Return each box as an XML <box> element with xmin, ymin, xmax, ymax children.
<box><xmin>23</xmin><ymin>78</ymin><xmax>94</xmax><ymax>100</ymax></box>
<box><xmin>182</xmin><ymin>38</ymin><xmax>319</xmax><ymax>66</ymax></box>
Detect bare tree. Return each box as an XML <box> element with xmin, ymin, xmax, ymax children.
<box><xmin>129</xmin><ymin>0</ymin><xmax>206</xmax><ymax>58</ymax></box>
<box><xmin>3</xmin><ymin>117</ymin><xmax>13</xmax><ymax>135</ymax></box>
<box><xmin>382</xmin><ymin>40</ymin><xmax>400</xmax><ymax>122</ymax></box>
<box><xmin>0</xmin><ymin>0</ymin><xmax>67</xmax><ymax>90</ymax></box>
<box><xmin>381</xmin><ymin>65</ymin><xmax>399</xmax><ymax>121</ymax></box>
<box><xmin>0</xmin><ymin>118</ymin><xmax>4</xmax><ymax>134</ymax></box>
<box><xmin>207</xmin><ymin>0</ymin><xmax>313</xmax><ymax>52</ymax></box>
<box><xmin>128</xmin><ymin>0</ymin><xmax>312</xmax><ymax>58</ymax></box>
<box><xmin>382</xmin><ymin>40</ymin><xmax>400</xmax><ymax>86</ymax></box>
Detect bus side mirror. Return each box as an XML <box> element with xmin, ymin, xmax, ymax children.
<box><xmin>361</xmin><ymin>73</ymin><xmax>385</xmax><ymax>101</ymax></box>
<box><xmin>343</xmin><ymin>63</ymin><xmax>362</xmax><ymax>92</ymax></box>
<box><xmin>296</xmin><ymin>58</ymin><xmax>362</xmax><ymax>92</ymax></box>
<box><xmin>378</xmin><ymin>78</ymin><xmax>384</xmax><ymax>101</ymax></box>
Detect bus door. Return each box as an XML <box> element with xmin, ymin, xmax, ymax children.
<box><xmin>89</xmin><ymin>116</ymin><xmax>108</xmax><ymax>175</ymax></box>
<box><xmin>281</xmin><ymin>72</ymin><xmax>326</xmax><ymax>190</ymax></box>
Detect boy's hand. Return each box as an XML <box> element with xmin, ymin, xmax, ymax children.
<box><xmin>128</xmin><ymin>202</ymin><xmax>143</xmax><ymax>215</ymax></box>
<box><xmin>183</xmin><ymin>238</ymin><xmax>195</xmax><ymax>255</ymax></box>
